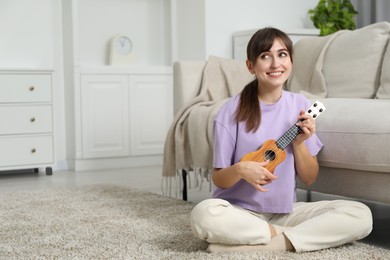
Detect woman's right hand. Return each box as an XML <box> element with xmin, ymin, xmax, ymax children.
<box><xmin>236</xmin><ymin>160</ymin><xmax>278</xmax><ymax>192</ymax></box>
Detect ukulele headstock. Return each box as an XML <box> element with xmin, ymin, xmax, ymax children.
<box><xmin>305</xmin><ymin>100</ymin><xmax>326</xmax><ymax>120</ymax></box>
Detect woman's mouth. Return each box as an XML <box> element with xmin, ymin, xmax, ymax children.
<box><xmin>267</xmin><ymin>71</ymin><xmax>284</xmax><ymax>77</ymax></box>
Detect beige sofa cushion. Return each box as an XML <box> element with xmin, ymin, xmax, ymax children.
<box><xmin>376</xmin><ymin>39</ymin><xmax>390</xmax><ymax>99</ymax></box>
<box><xmin>315</xmin><ymin>98</ymin><xmax>390</xmax><ymax>173</ymax></box>
<box><xmin>324</xmin><ymin>22</ymin><xmax>390</xmax><ymax>98</ymax></box>
<box><xmin>287</xmin><ymin>32</ymin><xmax>344</xmax><ymax>98</ymax></box>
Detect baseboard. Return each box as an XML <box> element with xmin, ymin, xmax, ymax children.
<box><xmin>67</xmin><ymin>155</ymin><xmax>163</xmax><ymax>171</ymax></box>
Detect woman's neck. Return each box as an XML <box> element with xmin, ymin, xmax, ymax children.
<box><xmin>258</xmin><ymin>89</ymin><xmax>283</xmax><ymax>104</ymax></box>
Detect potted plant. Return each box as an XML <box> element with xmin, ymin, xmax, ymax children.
<box><xmin>309</xmin><ymin>0</ymin><xmax>358</xmax><ymax>36</ymax></box>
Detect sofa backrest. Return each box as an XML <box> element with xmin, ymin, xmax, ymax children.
<box><xmin>173</xmin><ymin>61</ymin><xmax>205</xmax><ymax>114</ymax></box>
<box><xmin>288</xmin><ymin>22</ymin><xmax>390</xmax><ymax>99</ymax></box>
<box><xmin>323</xmin><ymin>22</ymin><xmax>390</xmax><ymax>98</ymax></box>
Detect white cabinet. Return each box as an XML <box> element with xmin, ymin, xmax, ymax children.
<box><xmin>0</xmin><ymin>70</ymin><xmax>54</xmax><ymax>174</ymax></box>
<box><xmin>73</xmin><ymin>67</ymin><xmax>172</xmax><ymax>171</ymax></box>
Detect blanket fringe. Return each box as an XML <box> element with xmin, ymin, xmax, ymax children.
<box><xmin>161</xmin><ymin>166</ymin><xmax>212</xmax><ymax>199</ymax></box>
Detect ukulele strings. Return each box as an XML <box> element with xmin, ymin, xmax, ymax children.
<box><xmin>252</xmin><ymin>125</ymin><xmax>302</xmax><ymax>163</ymax></box>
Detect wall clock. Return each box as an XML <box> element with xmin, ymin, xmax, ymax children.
<box><xmin>108</xmin><ymin>34</ymin><xmax>135</xmax><ymax>65</ymax></box>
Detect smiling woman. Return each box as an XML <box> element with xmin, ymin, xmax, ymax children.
<box><xmin>246</xmin><ymin>38</ymin><xmax>292</xmax><ymax>104</ymax></box>
<box><xmin>189</xmin><ymin>27</ymin><xmax>373</xmax><ymax>254</ymax></box>
<box><xmin>236</xmin><ymin>28</ymin><xmax>293</xmax><ymax>132</ymax></box>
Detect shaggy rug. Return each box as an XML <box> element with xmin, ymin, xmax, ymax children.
<box><xmin>0</xmin><ymin>184</ymin><xmax>389</xmax><ymax>259</ymax></box>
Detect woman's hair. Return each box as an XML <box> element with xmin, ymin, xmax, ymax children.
<box><xmin>235</xmin><ymin>27</ymin><xmax>293</xmax><ymax>132</ymax></box>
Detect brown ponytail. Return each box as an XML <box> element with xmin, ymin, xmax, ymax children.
<box><xmin>235</xmin><ymin>79</ymin><xmax>260</xmax><ymax>132</ymax></box>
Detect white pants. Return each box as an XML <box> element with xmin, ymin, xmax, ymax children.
<box><xmin>190</xmin><ymin>198</ymin><xmax>373</xmax><ymax>252</ymax></box>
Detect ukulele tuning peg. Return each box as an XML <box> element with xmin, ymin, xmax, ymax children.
<box><xmin>313</xmin><ymin>114</ymin><xmax>317</xmax><ymax>118</ymax></box>
<box><xmin>319</xmin><ymin>108</ymin><xmax>323</xmax><ymax>112</ymax></box>
<box><xmin>308</xmin><ymin>109</ymin><xmax>312</xmax><ymax>113</ymax></box>
<box><xmin>313</xmin><ymin>103</ymin><xmax>317</xmax><ymax>107</ymax></box>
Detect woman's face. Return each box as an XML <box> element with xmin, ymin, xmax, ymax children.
<box><xmin>247</xmin><ymin>38</ymin><xmax>292</xmax><ymax>90</ymax></box>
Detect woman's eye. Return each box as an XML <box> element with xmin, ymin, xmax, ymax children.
<box><xmin>260</xmin><ymin>54</ymin><xmax>270</xmax><ymax>59</ymax></box>
<box><xmin>280</xmin><ymin>52</ymin><xmax>288</xmax><ymax>57</ymax></box>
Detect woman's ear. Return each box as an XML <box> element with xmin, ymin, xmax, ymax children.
<box><xmin>246</xmin><ymin>60</ymin><xmax>255</xmax><ymax>74</ymax></box>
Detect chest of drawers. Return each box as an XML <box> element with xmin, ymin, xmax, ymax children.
<box><xmin>0</xmin><ymin>70</ymin><xmax>54</xmax><ymax>175</ymax></box>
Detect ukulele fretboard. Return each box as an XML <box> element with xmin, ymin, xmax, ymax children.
<box><xmin>276</xmin><ymin>125</ymin><xmax>301</xmax><ymax>150</ymax></box>
<box><xmin>275</xmin><ymin>100</ymin><xmax>326</xmax><ymax>150</ymax></box>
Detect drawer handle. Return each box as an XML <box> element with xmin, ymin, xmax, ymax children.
<box><xmin>29</xmin><ymin>86</ymin><xmax>35</xmax><ymax>91</ymax></box>
<box><xmin>30</xmin><ymin>117</ymin><xmax>36</xmax><ymax>123</ymax></box>
<box><xmin>31</xmin><ymin>148</ymin><xmax>36</xmax><ymax>154</ymax></box>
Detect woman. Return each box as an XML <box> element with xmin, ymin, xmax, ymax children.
<box><xmin>190</xmin><ymin>27</ymin><xmax>372</xmax><ymax>253</ymax></box>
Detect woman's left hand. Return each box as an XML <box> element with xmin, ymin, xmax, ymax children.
<box><xmin>293</xmin><ymin>110</ymin><xmax>316</xmax><ymax>144</ymax></box>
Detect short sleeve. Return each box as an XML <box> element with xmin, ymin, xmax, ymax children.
<box><xmin>213</xmin><ymin>120</ymin><xmax>236</xmax><ymax>168</ymax></box>
<box><xmin>305</xmin><ymin>134</ymin><xmax>323</xmax><ymax>156</ymax></box>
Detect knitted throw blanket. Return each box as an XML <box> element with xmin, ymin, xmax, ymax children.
<box><xmin>162</xmin><ymin>56</ymin><xmax>253</xmax><ymax>196</ymax></box>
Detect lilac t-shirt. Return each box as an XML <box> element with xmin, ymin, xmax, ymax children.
<box><xmin>212</xmin><ymin>91</ymin><xmax>323</xmax><ymax>213</ymax></box>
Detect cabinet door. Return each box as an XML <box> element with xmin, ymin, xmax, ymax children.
<box><xmin>129</xmin><ymin>75</ymin><xmax>173</xmax><ymax>155</ymax></box>
<box><xmin>81</xmin><ymin>75</ymin><xmax>130</xmax><ymax>158</ymax></box>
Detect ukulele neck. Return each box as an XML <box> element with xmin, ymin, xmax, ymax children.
<box><xmin>275</xmin><ymin>124</ymin><xmax>301</xmax><ymax>150</ymax></box>
<box><xmin>275</xmin><ymin>100</ymin><xmax>326</xmax><ymax>150</ymax></box>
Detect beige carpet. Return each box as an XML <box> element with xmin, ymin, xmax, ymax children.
<box><xmin>0</xmin><ymin>184</ymin><xmax>389</xmax><ymax>259</ymax></box>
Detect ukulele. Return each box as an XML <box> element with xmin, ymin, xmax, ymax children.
<box><xmin>240</xmin><ymin>100</ymin><xmax>326</xmax><ymax>173</ymax></box>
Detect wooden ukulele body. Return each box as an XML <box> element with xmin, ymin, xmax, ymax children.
<box><xmin>240</xmin><ymin>139</ymin><xmax>286</xmax><ymax>173</ymax></box>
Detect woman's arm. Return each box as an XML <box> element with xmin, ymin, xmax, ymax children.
<box><xmin>292</xmin><ymin>110</ymin><xmax>319</xmax><ymax>185</ymax></box>
<box><xmin>292</xmin><ymin>143</ymin><xmax>319</xmax><ymax>185</ymax></box>
<box><xmin>212</xmin><ymin>160</ymin><xmax>277</xmax><ymax>192</ymax></box>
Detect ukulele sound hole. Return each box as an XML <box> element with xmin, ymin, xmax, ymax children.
<box><xmin>264</xmin><ymin>150</ymin><xmax>276</xmax><ymax>161</ymax></box>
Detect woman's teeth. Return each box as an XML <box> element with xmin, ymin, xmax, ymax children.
<box><xmin>268</xmin><ymin>72</ymin><xmax>283</xmax><ymax>76</ymax></box>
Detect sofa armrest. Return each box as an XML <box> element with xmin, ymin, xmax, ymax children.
<box><xmin>173</xmin><ymin>61</ymin><xmax>206</xmax><ymax>114</ymax></box>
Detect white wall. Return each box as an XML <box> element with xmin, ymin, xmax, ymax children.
<box><xmin>174</xmin><ymin>0</ymin><xmax>318</xmax><ymax>61</ymax></box>
<box><xmin>0</xmin><ymin>0</ymin><xmax>54</xmax><ymax>68</ymax></box>
<box><xmin>78</xmin><ymin>0</ymin><xmax>170</xmax><ymax>66</ymax></box>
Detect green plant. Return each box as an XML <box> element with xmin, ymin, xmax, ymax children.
<box><xmin>309</xmin><ymin>0</ymin><xmax>358</xmax><ymax>36</ymax></box>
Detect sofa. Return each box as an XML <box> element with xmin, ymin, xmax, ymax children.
<box><xmin>163</xmin><ymin>22</ymin><xmax>390</xmax><ymax>205</ymax></box>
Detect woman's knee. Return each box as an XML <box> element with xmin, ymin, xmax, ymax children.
<box><xmin>350</xmin><ymin>201</ymin><xmax>373</xmax><ymax>238</ymax></box>
<box><xmin>190</xmin><ymin>199</ymin><xmax>231</xmax><ymax>240</ymax></box>
<box><xmin>190</xmin><ymin>199</ymin><xmax>231</xmax><ymax>224</ymax></box>
<box><xmin>337</xmin><ymin>200</ymin><xmax>373</xmax><ymax>239</ymax></box>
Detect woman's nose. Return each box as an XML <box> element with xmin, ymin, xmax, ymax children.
<box><xmin>270</xmin><ymin>57</ymin><xmax>280</xmax><ymax>69</ymax></box>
